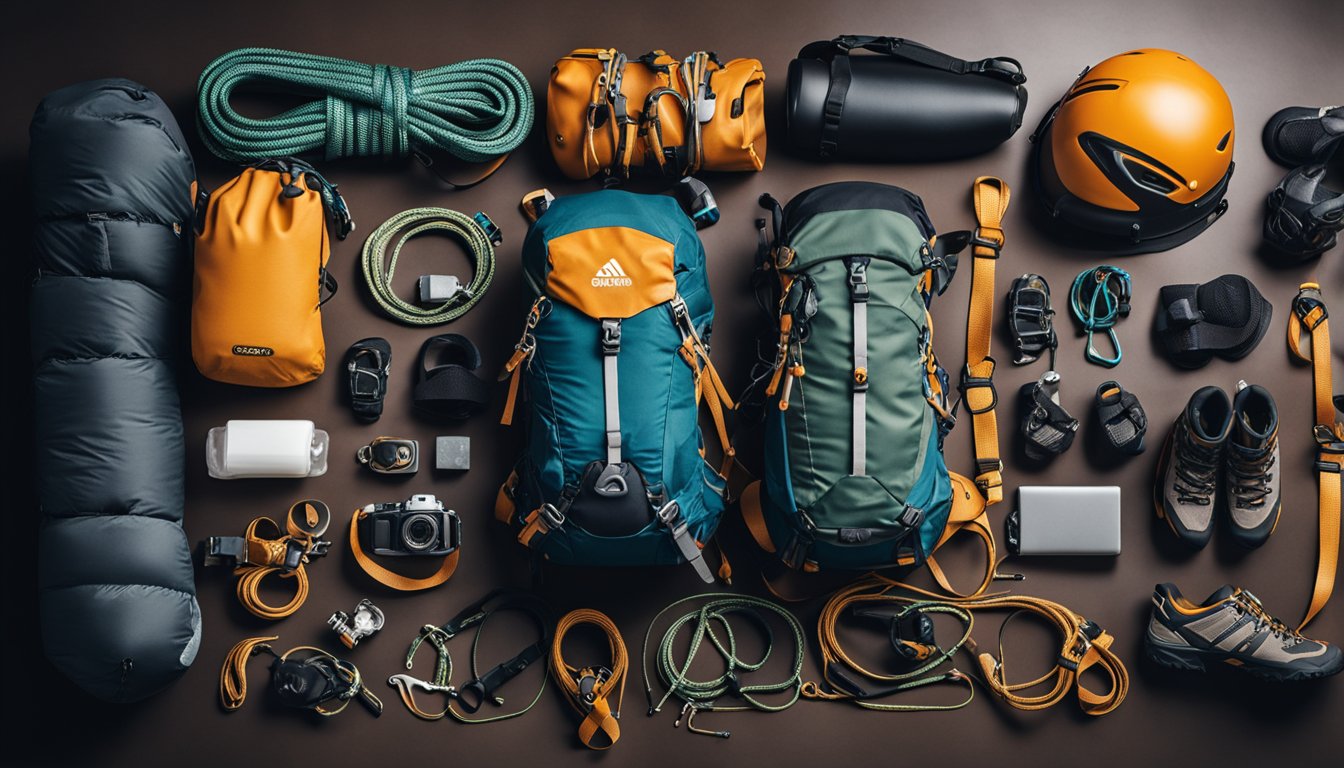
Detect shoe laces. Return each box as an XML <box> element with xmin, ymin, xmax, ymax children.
<box><xmin>1233</xmin><ymin>591</ymin><xmax>1302</xmax><ymax>646</ymax></box>
<box><xmin>1173</xmin><ymin>421</ymin><xmax>1220</xmax><ymax>505</ymax></box>
<box><xmin>1227</xmin><ymin>437</ymin><xmax>1276</xmax><ymax>509</ymax></box>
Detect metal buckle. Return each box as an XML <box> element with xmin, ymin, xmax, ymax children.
<box><xmin>578</xmin><ymin>667</ymin><xmax>613</xmax><ymax>709</ymax></box>
<box><xmin>971</xmin><ymin>227</ymin><xmax>1003</xmax><ymax>255</ymax></box>
<box><xmin>1294</xmin><ymin>287</ymin><xmax>1327</xmax><ymax>328</ymax></box>
<box><xmin>541</xmin><ymin>502</ymin><xmax>567</xmax><ymax>529</ymax></box>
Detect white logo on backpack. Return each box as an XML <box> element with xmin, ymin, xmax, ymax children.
<box><xmin>591</xmin><ymin>258</ymin><xmax>632</xmax><ymax>287</ymax></box>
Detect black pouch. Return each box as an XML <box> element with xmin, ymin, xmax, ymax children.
<box><xmin>271</xmin><ymin>657</ymin><xmax>343</xmax><ymax>710</ymax></box>
<box><xmin>786</xmin><ymin>35</ymin><xmax>1027</xmax><ymax>161</ymax></box>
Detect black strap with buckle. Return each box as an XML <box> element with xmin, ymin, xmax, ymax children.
<box><xmin>1018</xmin><ymin>372</ymin><xmax>1077</xmax><ymax>462</ymax></box>
<box><xmin>1007</xmin><ymin>273</ymin><xmax>1057</xmax><ymax>366</ymax></box>
<box><xmin>413</xmin><ymin>334</ymin><xmax>491</xmax><ymax>420</ymax></box>
<box><xmin>346</xmin><ymin>337</ymin><xmax>391</xmax><ymax>422</ymax></box>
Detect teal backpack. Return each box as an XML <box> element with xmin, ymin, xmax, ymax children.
<box><xmin>496</xmin><ymin>189</ymin><xmax>733</xmax><ymax>583</ymax></box>
<box><xmin>742</xmin><ymin>179</ymin><xmax>1006</xmax><ymax>594</ymax></box>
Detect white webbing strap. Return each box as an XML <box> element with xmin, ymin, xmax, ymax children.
<box><xmin>848</xmin><ymin>258</ymin><xmax>870</xmax><ymax>476</ymax></box>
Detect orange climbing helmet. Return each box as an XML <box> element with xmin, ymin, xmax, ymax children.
<box><xmin>1031</xmin><ymin>48</ymin><xmax>1235</xmax><ymax>254</ymax></box>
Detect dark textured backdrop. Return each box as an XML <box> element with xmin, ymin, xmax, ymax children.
<box><xmin>4</xmin><ymin>0</ymin><xmax>1342</xmax><ymax>765</ymax></box>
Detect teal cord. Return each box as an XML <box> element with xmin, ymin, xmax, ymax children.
<box><xmin>197</xmin><ymin>48</ymin><xmax>533</xmax><ymax>164</ymax></box>
<box><xmin>642</xmin><ymin>594</ymin><xmax>804</xmax><ymax>736</ymax></box>
<box><xmin>1069</xmin><ymin>266</ymin><xmax>1132</xmax><ymax>368</ymax></box>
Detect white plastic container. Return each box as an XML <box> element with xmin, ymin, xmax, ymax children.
<box><xmin>206</xmin><ymin>420</ymin><xmax>329</xmax><ymax>479</ymax></box>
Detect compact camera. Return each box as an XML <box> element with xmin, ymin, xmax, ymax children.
<box><xmin>358</xmin><ymin>494</ymin><xmax>460</xmax><ymax>557</ymax></box>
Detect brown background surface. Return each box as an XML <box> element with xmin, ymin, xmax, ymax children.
<box><xmin>4</xmin><ymin>0</ymin><xmax>1343</xmax><ymax>765</ymax></box>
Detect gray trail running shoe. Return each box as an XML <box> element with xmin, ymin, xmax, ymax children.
<box><xmin>1225</xmin><ymin>381</ymin><xmax>1282</xmax><ymax>548</ymax></box>
<box><xmin>1154</xmin><ymin>386</ymin><xmax>1232</xmax><ymax>549</ymax></box>
<box><xmin>1262</xmin><ymin>105</ymin><xmax>1344</xmax><ymax>167</ymax></box>
<box><xmin>1145</xmin><ymin>583</ymin><xmax>1343</xmax><ymax>681</ymax></box>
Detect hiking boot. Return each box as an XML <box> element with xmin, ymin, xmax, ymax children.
<box><xmin>1262</xmin><ymin>105</ymin><xmax>1344</xmax><ymax>167</ymax></box>
<box><xmin>1145</xmin><ymin>583</ymin><xmax>1343</xmax><ymax>681</ymax></box>
<box><xmin>1154</xmin><ymin>386</ymin><xmax>1231</xmax><ymax>549</ymax></box>
<box><xmin>1225</xmin><ymin>382</ymin><xmax>1281</xmax><ymax>548</ymax></box>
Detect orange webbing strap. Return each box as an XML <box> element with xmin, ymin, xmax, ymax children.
<box><xmin>551</xmin><ymin>609</ymin><xmax>628</xmax><ymax>750</ymax></box>
<box><xmin>924</xmin><ymin>472</ymin><xmax>998</xmax><ymax>598</ymax></box>
<box><xmin>1288</xmin><ymin>282</ymin><xmax>1344</xmax><ymax>631</ymax></box>
<box><xmin>739</xmin><ymin>480</ymin><xmax>777</xmax><ymax>554</ymax></box>
<box><xmin>227</xmin><ymin>501</ymin><xmax>329</xmax><ymax>620</ymax></box>
<box><xmin>495</xmin><ymin>471</ymin><xmax>519</xmax><ymax>524</ymax></box>
<box><xmin>348</xmin><ymin>509</ymin><xmax>459</xmax><ymax>592</ymax></box>
<box><xmin>963</xmin><ymin>176</ymin><xmax>1010</xmax><ymax>505</ymax></box>
<box><xmin>220</xmin><ymin>636</ymin><xmax>277</xmax><ymax>711</ymax></box>
<box><xmin>812</xmin><ymin>576</ymin><xmax>1128</xmax><ymax>717</ymax></box>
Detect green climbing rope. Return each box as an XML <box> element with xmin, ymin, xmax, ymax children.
<box><xmin>197</xmin><ymin>47</ymin><xmax>534</xmax><ymax>165</ymax></box>
<box><xmin>642</xmin><ymin>594</ymin><xmax>805</xmax><ymax>737</ymax></box>
<box><xmin>361</xmin><ymin>207</ymin><xmax>494</xmax><ymax>325</ymax></box>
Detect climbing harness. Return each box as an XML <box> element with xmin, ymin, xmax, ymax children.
<box><xmin>642</xmin><ymin>594</ymin><xmax>805</xmax><ymax>739</ymax></box>
<box><xmin>1155</xmin><ymin>274</ymin><xmax>1274</xmax><ymax>369</ymax></box>
<box><xmin>196</xmin><ymin>47</ymin><xmax>533</xmax><ymax>188</ymax></box>
<box><xmin>1094</xmin><ymin>381</ymin><xmax>1148</xmax><ymax>455</ymax></box>
<box><xmin>220</xmin><ymin>636</ymin><xmax>382</xmax><ymax>716</ymax></box>
<box><xmin>804</xmin><ymin>576</ymin><xmax>1128</xmax><ymax>716</ymax></box>
<box><xmin>1018</xmin><ymin>371</ymin><xmax>1078</xmax><ymax>462</ymax></box>
<box><xmin>389</xmin><ymin>589</ymin><xmax>551</xmax><ymax>723</ymax></box>
<box><xmin>1070</xmin><ymin>265</ymin><xmax>1131</xmax><ymax>368</ymax></box>
<box><xmin>1007</xmin><ymin>273</ymin><xmax>1058</xmax><ymax>366</ymax></box>
<box><xmin>1287</xmin><ymin>282</ymin><xmax>1344</xmax><ymax>630</ymax></box>
<box><xmin>201</xmin><ymin>499</ymin><xmax>331</xmax><ymax>620</ymax></box>
<box><xmin>361</xmin><ymin>208</ymin><xmax>495</xmax><ymax>325</ymax></box>
<box><xmin>551</xmin><ymin>609</ymin><xmax>628</xmax><ymax>750</ymax></box>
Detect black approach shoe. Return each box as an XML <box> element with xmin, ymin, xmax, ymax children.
<box><xmin>1264</xmin><ymin>165</ymin><xmax>1344</xmax><ymax>260</ymax></box>
<box><xmin>1154</xmin><ymin>387</ymin><xmax>1231</xmax><ymax>550</ymax></box>
<box><xmin>1224</xmin><ymin>382</ymin><xmax>1281</xmax><ymax>549</ymax></box>
<box><xmin>1262</xmin><ymin>105</ymin><xmax>1344</xmax><ymax>167</ymax></box>
<box><xmin>1146</xmin><ymin>583</ymin><xmax>1344</xmax><ymax>682</ymax></box>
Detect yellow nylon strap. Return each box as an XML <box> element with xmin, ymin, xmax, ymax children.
<box><xmin>551</xmin><ymin>609</ymin><xmax>628</xmax><ymax>750</ymax></box>
<box><xmin>1288</xmin><ymin>282</ymin><xmax>1343</xmax><ymax>630</ymax></box>
<box><xmin>925</xmin><ymin>472</ymin><xmax>996</xmax><ymax>598</ymax></box>
<box><xmin>348</xmin><ymin>510</ymin><xmax>459</xmax><ymax>591</ymax></box>
<box><xmin>219</xmin><ymin>636</ymin><xmax>277</xmax><ymax>711</ymax></box>
<box><xmin>965</xmin><ymin>176</ymin><xmax>1010</xmax><ymax>505</ymax></box>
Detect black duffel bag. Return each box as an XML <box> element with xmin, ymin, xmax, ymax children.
<box><xmin>786</xmin><ymin>35</ymin><xmax>1027</xmax><ymax>162</ymax></box>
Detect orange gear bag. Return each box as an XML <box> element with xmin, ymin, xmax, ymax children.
<box><xmin>547</xmin><ymin>49</ymin><xmax>765</xmax><ymax>180</ymax></box>
<box><xmin>191</xmin><ymin>158</ymin><xmax>351</xmax><ymax>388</ymax></box>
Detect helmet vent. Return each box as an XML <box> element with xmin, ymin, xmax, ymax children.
<box><xmin>1217</xmin><ymin>131</ymin><xmax>1231</xmax><ymax>152</ymax></box>
<box><xmin>1064</xmin><ymin>82</ymin><xmax>1120</xmax><ymax>103</ymax></box>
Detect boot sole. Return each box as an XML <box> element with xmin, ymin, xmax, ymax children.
<box><xmin>1146</xmin><ymin>635</ymin><xmax>1344</xmax><ymax>682</ymax></box>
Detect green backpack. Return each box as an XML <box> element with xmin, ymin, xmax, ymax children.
<box><xmin>741</xmin><ymin>179</ymin><xmax>1008</xmax><ymax>594</ymax></box>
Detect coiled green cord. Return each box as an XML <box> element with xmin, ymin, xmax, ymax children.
<box><xmin>361</xmin><ymin>207</ymin><xmax>494</xmax><ymax>325</ymax></box>
<box><xmin>197</xmin><ymin>47</ymin><xmax>534</xmax><ymax>164</ymax></box>
<box><xmin>642</xmin><ymin>594</ymin><xmax>804</xmax><ymax>735</ymax></box>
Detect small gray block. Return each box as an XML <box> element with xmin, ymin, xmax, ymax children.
<box><xmin>435</xmin><ymin>436</ymin><xmax>470</xmax><ymax>470</ymax></box>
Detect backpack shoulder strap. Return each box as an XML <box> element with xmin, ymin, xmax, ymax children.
<box><xmin>961</xmin><ymin>176</ymin><xmax>1010</xmax><ymax>505</ymax></box>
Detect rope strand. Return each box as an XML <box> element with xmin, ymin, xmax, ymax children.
<box><xmin>197</xmin><ymin>48</ymin><xmax>533</xmax><ymax>165</ymax></box>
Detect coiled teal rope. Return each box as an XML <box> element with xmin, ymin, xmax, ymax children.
<box><xmin>1070</xmin><ymin>265</ymin><xmax>1132</xmax><ymax>368</ymax></box>
<box><xmin>197</xmin><ymin>47</ymin><xmax>534</xmax><ymax>164</ymax></box>
<box><xmin>362</xmin><ymin>208</ymin><xmax>494</xmax><ymax>325</ymax></box>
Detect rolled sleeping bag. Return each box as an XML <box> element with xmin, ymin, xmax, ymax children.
<box><xmin>29</xmin><ymin>79</ymin><xmax>200</xmax><ymax>702</ymax></box>
<box><xmin>786</xmin><ymin>35</ymin><xmax>1027</xmax><ymax>162</ymax></box>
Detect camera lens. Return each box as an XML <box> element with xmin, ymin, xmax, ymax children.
<box><xmin>401</xmin><ymin>513</ymin><xmax>440</xmax><ymax>552</ymax></box>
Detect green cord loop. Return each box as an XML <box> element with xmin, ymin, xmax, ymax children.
<box><xmin>197</xmin><ymin>48</ymin><xmax>534</xmax><ymax>164</ymax></box>
<box><xmin>361</xmin><ymin>207</ymin><xmax>494</xmax><ymax>325</ymax></box>
<box><xmin>642</xmin><ymin>593</ymin><xmax>805</xmax><ymax>729</ymax></box>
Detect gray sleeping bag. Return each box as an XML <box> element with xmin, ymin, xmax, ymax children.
<box><xmin>29</xmin><ymin>79</ymin><xmax>200</xmax><ymax>702</ymax></box>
